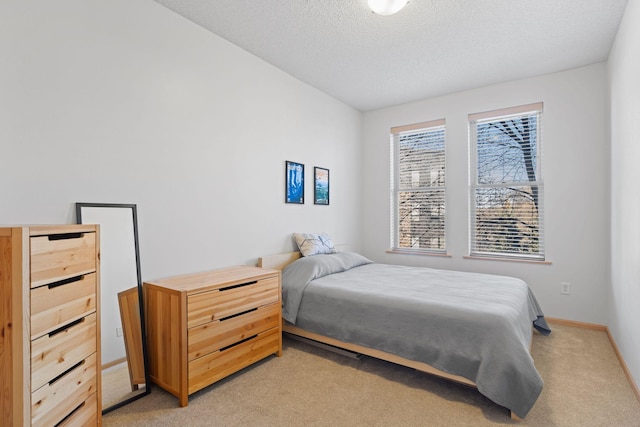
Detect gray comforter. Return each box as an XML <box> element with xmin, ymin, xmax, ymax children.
<box><xmin>282</xmin><ymin>252</ymin><xmax>550</xmax><ymax>419</ymax></box>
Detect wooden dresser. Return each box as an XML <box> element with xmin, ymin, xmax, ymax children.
<box><xmin>144</xmin><ymin>265</ymin><xmax>282</xmax><ymax>406</ymax></box>
<box><xmin>0</xmin><ymin>225</ymin><xmax>101</xmax><ymax>427</ymax></box>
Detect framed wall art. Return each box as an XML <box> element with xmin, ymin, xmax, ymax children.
<box><xmin>285</xmin><ymin>160</ymin><xmax>304</xmax><ymax>204</ymax></box>
<box><xmin>314</xmin><ymin>167</ymin><xmax>329</xmax><ymax>205</ymax></box>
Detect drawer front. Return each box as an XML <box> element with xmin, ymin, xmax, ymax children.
<box><xmin>188</xmin><ymin>302</ymin><xmax>280</xmax><ymax>361</ymax></box>
<box><xmin>188</xmin><ymin>327</ymin><xmax>281</xmax><ymax>394</ymax></box>
<box><xmin>31</xmin><ymin>273</ymin><xmax>97</xmax><ymax>339</ymax></box>
<box><xmin>187</xmin><ymin>276</ymin><xmax>279</xmax><ymax>328</ymax></box>
<box><xmin>31</xmin><ymin>312</ymin><xmax>97</xmax><ymax>391</ymax></box>
<box><xmin>56</xmin><ymin>394</ymin><xmax>98</xmax><ymax>427</ymax></box>
<box><xmin>30</xmin><ymin>232</ymin><xmax>96</xmax><ymax>288</ymax></box>
<box><xmin>31</xmin><ymin>353</ymin><xmax>97</xmax><ymax>427</ymax></box>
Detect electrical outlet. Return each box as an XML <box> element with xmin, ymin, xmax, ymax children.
<box><xmin>561</xmin><ymin>282</ymin><xmax>571</xmax><ymax>295</ymax></box>
<box><xmin>116</xmin><ymin>327</ymin><xmax>123</xmax><ymax>337</ymax></box>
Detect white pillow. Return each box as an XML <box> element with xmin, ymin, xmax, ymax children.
<box><xmin>293</xmin><ymin>233</ymin><xmax>337</xmax><ymax>257</ymax></box>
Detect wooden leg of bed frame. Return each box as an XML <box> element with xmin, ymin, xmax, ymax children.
<box><xmin>511</xmin><ymin>412</ymin><xmax>523</xmax><ymax>421</ymax></box>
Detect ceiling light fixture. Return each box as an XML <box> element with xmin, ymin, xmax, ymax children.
<box><xmin>368</xmin><ymin>0</ymin><xmax>409</xmax><ymax>16</ymax></box>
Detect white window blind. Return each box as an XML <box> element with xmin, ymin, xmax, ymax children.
<box><xmin>390</xmin><ymin>119</ymin><xmax>446</xmax><ymax>253</ymax></box>
<box><xmin>469</xmin><ymin>103</ymin><xmax>544</xmax><ymax>260</ymax></box>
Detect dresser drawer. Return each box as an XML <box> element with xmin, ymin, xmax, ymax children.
<box><xmin>188</xmin><ymin>302</ymin><xmax>280</xmax><ymax>361</ymax></box>
<box><xmin>188</xmin><ymin>327</ymin><xmax>280</xmax><ymax>394</ymax></box>
<box><xmin>31</xmin><ymin>353</ymin><xmax>97</xmax><ymax>427</ymax></box>
<box><xmin>56</xmin><ymin>394</ymin><xmax>98</xmax><ymax>427</ymax></box>
<box><xmin>30</xmin><ymin>232</ymin><xmax>96</xmax><ymax>288</ymax></box>
<box><xmin>31</xmin><ymin>312</ymin><xmax>97</xmax><ymax>391</ymax></box>
<box><xmin>187</xmin><ymin>276</ymin><xmax>279</xmax><ymax>328</ymax></box>
<box><xmin>31</xmin><ymin>273</ymin><xmax>97</xmax><ymax>339</ymax></box>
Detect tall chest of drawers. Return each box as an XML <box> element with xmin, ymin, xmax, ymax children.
<box><xmin>0</xmin><ymin>225</ymin><xmax>101</xmax><ymax>427</ymax></box>
<box><xmin>144</xmin><ymin>265</ymin><xmax>282</xmax><ymax>407</ymax></box>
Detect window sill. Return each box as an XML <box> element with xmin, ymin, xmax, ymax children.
<box><xmin>463</xmin><ymin>255</ymin><xmax>552</xmax><ymax>265</ymax></box>
<box><xmin>386</xmin><ymin>249</ymin><xmax>452</xmax><ymax>258</ymax></box>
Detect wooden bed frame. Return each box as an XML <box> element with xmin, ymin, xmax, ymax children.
<box><xmin>258</xmin><ymin>251</ymin><xmax>522</xmax><ymax>421</ymax></box>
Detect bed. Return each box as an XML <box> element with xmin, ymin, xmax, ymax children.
<box><xmin>258</xmin><ymin>250</ymin><xmax>550</xmax><ymax>420</ymax></box>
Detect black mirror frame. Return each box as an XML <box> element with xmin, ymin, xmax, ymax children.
<box><xmin>75</xmin><ymin>202</ymin><xmax>151</xmax><ymax>414</ymax></box>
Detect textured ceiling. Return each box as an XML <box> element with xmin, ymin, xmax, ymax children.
<box><xmin>152</xmin><ymin>0</ymin><xmax>628</xmax><ymax>111</ymax></box>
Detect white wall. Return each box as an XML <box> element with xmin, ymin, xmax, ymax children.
<box><xmin>2</xmin><ymin>0</ymin><xmax>634</xmax><ymax>385</ymax></box>
<box><xmin>0</xmin><ymin>0</ymin><xmax>363</xmax><ymax>282</ymax></box>
<box><xmin>362</xmin><ymin>63</ymin><xmax>611</xmax><ymax>325</ymax></box>
<box><xmin>608</xmin><ymin>0</ymin><xmax>640</xmax><ymax>393</ymax></box>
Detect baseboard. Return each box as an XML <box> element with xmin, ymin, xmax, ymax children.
<box><xmin>102</xmin><ymin>356</ymin><xmax>127</xmax><ymax>370</ymax></box>
<box><xmin>605</xmin><ymin>328</ymin><xmax>640</xmax><ymax>403</ymax></box>
<box><xmin>546</xmin><ymin>317</ymin><xmax>607</xmax><ymax>331</ymax></box>
<box><xmin>546</xmin><ymin>317</ymin><xmax>640</xmax><ymax>402</ymax></box>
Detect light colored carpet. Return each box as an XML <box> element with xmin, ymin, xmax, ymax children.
<box><xmin>103</xmin><ymin>322</ymin><xmax>640</xmax><ymax>426</ymax></box>
<box><xmin>102</xmin><ymin>361</ymin><xmax>148</xmax><ymax>410</ymax></box>
<box><xmin>102</xmin><ymin>362</ymin><xmax>135</xmax><ymax>409</ymax></box>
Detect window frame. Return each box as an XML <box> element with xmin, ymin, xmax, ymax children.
<box><xmin>468</xmin><ymin>102</ymin><xmax>544</xmax><ymax>261</ymax></box>
<box><xmin>390</xmin><ymin>118</ymin><xmax>447</xmax><ymax>255</ymax></box>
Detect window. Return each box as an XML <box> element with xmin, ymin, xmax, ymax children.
<box><xmin>390</xmin><ymin>119</ymin><xmax>446</xmax><ymax>253</ymax></box>
<box><xmin>469</xmin><ymin>103</ymin><xmax>544</xmax><ymax>260</ymax></box>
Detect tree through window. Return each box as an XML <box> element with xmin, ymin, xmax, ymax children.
<box><xmin>469</xmin><ymin>103</ymin><xmax>544</xmax><ymax>260</ymax></box>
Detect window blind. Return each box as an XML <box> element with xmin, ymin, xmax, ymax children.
<box><xmin>469</xmin><ymin>103</ymin><xmax>544</xmax><ymax>260</ymax></box>
<box><xmin>391</xmin><ymin>119</ymin><xmax>446</xmax><ymax>253</ymax></box>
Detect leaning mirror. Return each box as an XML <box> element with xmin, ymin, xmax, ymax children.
<box><xmin>76</xmin><ymin>203</ymin><xmax>150</xmax><ymax>414</ymax></box>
